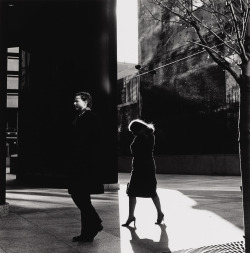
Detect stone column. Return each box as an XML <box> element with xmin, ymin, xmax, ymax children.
<box><xmin>0</xmin><ymin>1</ymin><xmax>9</xmax><ymax>217</ymax></box>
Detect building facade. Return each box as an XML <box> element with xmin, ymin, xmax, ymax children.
<box><xmin>6</xmin><ymin>47</ymin><xmax>19</xmax><ymax>163</ymax></box>
<box><xmin>117</xmin><ymin>0</ymin><xmax>240</xmax><ymax>175</ymax></box>
<box><xmin>117</xmin><ymin>62</ymin><xmax>140</xmax><ymax>155</ymax></box>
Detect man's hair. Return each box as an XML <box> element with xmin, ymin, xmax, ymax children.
<box><xmin>75</xmin><ymin>92</ymin><xmax>92</xmax><ymax>108</ymax></box>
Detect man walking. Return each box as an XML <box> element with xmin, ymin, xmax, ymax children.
<box><xmin>68</xmin><ymin>91</ymin><xmax>104</xmax><ymax>242</ymax></box>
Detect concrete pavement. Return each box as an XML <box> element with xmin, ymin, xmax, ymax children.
<box><xmin>0</xmin><ymin>171</ymin><xmax>244</xmax><ymax>252</ymax></box>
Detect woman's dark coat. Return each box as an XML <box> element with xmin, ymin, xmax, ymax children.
<box><xmin>127</xmin><ymin>131</ymin><xmax>157</xmax><ymax>197</ymax></box>
<box><xmin>68</xmin><ymin>110</ymin><xmax>104</xmax><ymax>195</ymax></box>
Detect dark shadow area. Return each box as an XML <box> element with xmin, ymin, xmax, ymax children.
<box><xmin>6</xmin><ymin>173</ymin><xmax>68</xmax><ymax>189</ymax></box>
<box><xmin>7</xmin><ymin>191</ymin><xmax>69</xmax><ymax>198</ymax></box>
<box><xmin>8</xmin><ymin>204</ymin><xmax>77</xmax><ymax>214</ymax></box>
<box><xmin>6</xmin><ymin>0</ymin><xmax>117</xmax><ymax>186</ymax></box>
<box><xmin>141</xmin><ymin>83</ymin><xmax>238</xmax><ymax>155</ymax></box>
<box><xmin>6</xmin><ymin>190</ymin><xmax>118</xmax><ymax>216</ymax></box>
<box><xmin>124</xmin><ymin>224</ymin><xmax>171</xmax><ymax>253</ymax></box>
<box><xmin>6</xmin><ymin>173</ymin><xmax>119</xmax><ymax>211</ymax></box>
<box><xmin>180</xmin><ymin>189</ymin><xmax>243</xmax><ymax>230</ymax></box>
<box><xmin>118</xmin><ymin>62</ymin><xmax>239</xmax><ymax>156</ymax></box>
<box><xmin>7</xmin><ymin>189</ymin><xmax>118</xmax><ymax>202</ymax></box>
<box><xmin>6</xmin><ymin>198</ymin><xmax>75</xmax><ymax>207</ymax></box>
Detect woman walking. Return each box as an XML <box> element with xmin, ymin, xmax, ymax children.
<box><xmin>122</xmin><ymin>119</ymin><xmax>164</xmax><ymax>227</ymax></box>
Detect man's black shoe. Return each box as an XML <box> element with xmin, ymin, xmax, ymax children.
<box><xmin>72</xmin><ymin>235</ymin><xmax>93</xmax><ymax>242</ymax></box>
<box><xmin>89</xmin><ymin>224</ymin><xmax>103</xmax><ymax>239</ymax></box>
<box><xmin>72</xmin><ymin>225</ymin><xmax>103</xmax><ymax>242</ymax></box>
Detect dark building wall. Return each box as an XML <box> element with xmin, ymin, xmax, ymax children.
<box><xmin>12</xmin><ymin>1</ymin><xmax>117</xmax><ymax>185</ymax></box>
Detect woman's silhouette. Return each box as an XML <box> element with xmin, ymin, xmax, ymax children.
<box><xmin>122</xmin><ymin>119</ymin><xmax>164</xmax><ymax>227</ymax></box>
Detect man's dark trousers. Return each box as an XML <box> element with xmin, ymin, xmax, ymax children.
<box><xmin>71</xmin><ymin>192</ymin><xmax>102</xmax><ymax>237</ymax></box>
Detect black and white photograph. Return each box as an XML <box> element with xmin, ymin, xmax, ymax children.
<box><xmin>0</xmin><ymin>0</ymin><xmax>248</xmax><ymax>252</ymax></box>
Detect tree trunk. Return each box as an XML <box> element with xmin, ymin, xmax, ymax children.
<box><xmin>239</xmin><ymin>14</ymin><xmax>250</xmax><ymax>252</ymax></box>
<box><xmin>239</xmin><ymin>75</ymin><xmax>250</xmax><ymax>252</ymax></box>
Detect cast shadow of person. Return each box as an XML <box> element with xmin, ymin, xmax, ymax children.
<box><xmin>125</xmin><ymin>224</ymin><xmax>171</xmax><ymax>253</ymax></box>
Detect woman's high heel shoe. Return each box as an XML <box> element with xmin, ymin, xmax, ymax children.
<box><xmin>122</xmin><ymin>217</ymin><xmax>136</xmax><ymax>227</ymax></box>
<box><xmin>155</xmin><ymin>213</ymin><xmax>164</xmax><ymax>224</ymax></box>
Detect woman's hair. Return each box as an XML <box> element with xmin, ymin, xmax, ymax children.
<box><xmin>128</xmin><ymin>119</ymin><xmax>155</xmax><ymax>134</ymax></box>
<box><xmin>75</xmin><ymin>91</ymin><xmax>92</xmax><ymax>108</ymax></box>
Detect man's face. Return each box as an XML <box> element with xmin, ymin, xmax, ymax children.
<box><xmin>74</xmin><ymin>96</ymin><xmax>88</xmax><ymax>111</ymax></box>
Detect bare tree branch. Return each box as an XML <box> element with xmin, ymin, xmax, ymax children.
<box><xmin>152</xmin><ymin>0</ymin><xmax>191</xmax><ymax>25</ymax></box>
<box><xmin>192</xmin><ymin>22</ymin><xmax>242</xmax><ymax>84</ymax></box>
<box><xmin>153</xmin><ymin>0</ymin><xmax>241</xmax><ymax>55</ymax></box>
<box><xmin>188</xmin><ymin>40</ymin><xmax>241</xmax><ymax>66</ymax></box>
<box><xmin>147</xmin><ymin>0</ymin><xmax>244</xmax><ymax>84</ymax></box>
<box><xmin>189</xmin><ymin>13</ymin><xmax>241</xmax><ymax>54</ymax></box>
<box><xmin>226</xmin><ymin>1</ymin><xmax>244</xmax><ymax>47</ymax></box>
<box><xmin>187</xmin><ymin>40</ymin><xmax>226</xmax><ymax>58</ymax></box>
<box><xmin>143</xmin><ymin>1</ymin><xmax>161</xmax><ymax>22</ymax></box>
<box><xmin>163</xmin><ymin>33</ymin><xmax>174</xmax><ymax>47</ymax></box>
<box><xmin>242</xmin><ymin>7</ymin><xmax>250</xmax><ymax>40</ymax></box>
<box><xmin>140</xmin><ymin>15</ymin><xmax>182</xmax><ymax>25</ymax></box>
<box><xmin>201</xmin><ymin>0</ymin><xmax>232</xmax><ymax>21</ymax></box>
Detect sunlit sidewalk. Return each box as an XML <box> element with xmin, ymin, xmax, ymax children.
<box><xmin>0</xmin><ymin>172</ymin><xmax>244</xmax><ymax>253</ymax></box>
<box><xmin>119</xmin><ymin>173</ymin><xmax>244</xmax><ymax>252</ymax></box>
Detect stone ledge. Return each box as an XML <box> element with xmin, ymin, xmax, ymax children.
<box><xmin>104</xmin><ymin>183</ymin><xmax>120</xmax><ymax>191</ymax></box>
<box><xmin>118</xmin><ymin>155</ymin><xmax>241</xmax><ymax>176</ymax></box>
<box><xmin>0</xmin><ymin>203</ymin><xmax>9</xmax><ymax>217</ymax></box>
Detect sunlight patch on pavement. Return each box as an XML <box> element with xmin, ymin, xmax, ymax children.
<box><xmin>119</xmin><ymin>184</ymin><xmax>243</xmax><ymax>253</ymax></box>
<box><xmin>6</xmin><ymin>189</ymin><xmax>73</xmax><ymax>210</ymax></box>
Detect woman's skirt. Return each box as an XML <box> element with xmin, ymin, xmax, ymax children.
<box><xmin>126</xmin><ymin>171</ymin><xmax>157</xmax><ymax>198</ymax></box>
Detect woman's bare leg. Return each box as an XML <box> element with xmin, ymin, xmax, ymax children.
<box><xmin>128</xmin><ymin>197</ymin><xmax>136</xmax><ymax>219</ymax></box>
<box><xmin>122</xmin><ymin>197</ymin><xmax>137</xmax><ymax>226</ymax></box>
<box><xmin>152</xmin><ymin>193</ymin><xmax>164</xmax><ymax>218</ymax></box>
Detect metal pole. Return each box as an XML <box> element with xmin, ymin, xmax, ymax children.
<box><xmin>0</xmin><ymin>1</ymin><xmax>7</xmax><ymax>205</ymax></box>
<box><xmin>138</xmin><ymin>74</ymin><xmax>141</xmax><ymax>118</ymax></box>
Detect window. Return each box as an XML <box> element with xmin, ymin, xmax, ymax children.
<box><xmin>7</xmin><ymin>75</ymin><xmax>19</xmax><ymax>90</ymax></box>
<box><xmin>7</xmin><ymin>56</ymin><xmax>19</xmax><ymax>72</ymax></box>
<box><xmin>118</xmin><ymin>76</ymin><xmax>139</xmax><ymax>106</ymax></box>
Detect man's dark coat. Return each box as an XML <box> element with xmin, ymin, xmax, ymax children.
<box><xmin>68</xmin><ymin>109</ymin><xmax>104</xmax><ymax>195</ymax></box>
